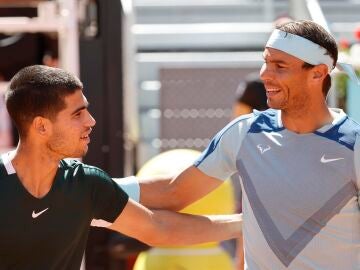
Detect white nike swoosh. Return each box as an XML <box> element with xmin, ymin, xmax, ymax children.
<box><xmin>320</xmin><ymin>155</ymin><xmax>344</xmax><ymax>163</ymax></box>
<box><xmin>32</xmin><ymin>208</ymin><xmax>49</xmax><ymax>218</ymax></box>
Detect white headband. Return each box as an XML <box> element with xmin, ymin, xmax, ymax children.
<box><xmin>266</xmin><ymin>29</ymin><xmax>360</xmax><ymax>86</ymax></box>
<box><xmin>266</xmin><ymin>29</ymin><xmax>334</xmax><ymax>73</ymax></box>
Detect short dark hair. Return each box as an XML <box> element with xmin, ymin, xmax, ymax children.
<box><xmin>276</xmin><ymin>20</ymin><xmax>338</xmax><ymax>96</ymax></box>
<box><xmin>5</xmin><ymin>65</ymin><xmax>83</xmax><ymax>138</ymax></box>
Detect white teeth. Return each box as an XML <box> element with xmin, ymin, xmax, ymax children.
<box><xmin>267</xmin><ymin>88</ymin><xmax>280</xmax><ymax>92</ymax></box>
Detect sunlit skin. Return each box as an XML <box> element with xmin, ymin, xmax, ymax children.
<box><xmin>47</xmin><ymin>90</ymin><xmax>96</xmax><ymax>159</ymax></box>
<box><xmin>11</xmin><ymin>89</ymin><xmax>96</xmax><ymax>198</ymax></box>
<box><xmin>260</xmin><ymin>47</ymin><xmax>332</xmax><ymax>133</ymax></box>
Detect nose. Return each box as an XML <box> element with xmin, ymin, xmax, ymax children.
<box><xmin>260</xmin><ymin>63</ymin><xmax>272</xmax><ymax>82</ymax></box>
<box><xmin>86</xmin><ymin>111</ymin><xmax>96</xmax><ymax>128</ymax></box>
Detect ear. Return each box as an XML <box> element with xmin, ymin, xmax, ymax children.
<box><xmin>32</xmin><ymin>116</ymin><xmax>52</xmax><ymax>136</ymax></box>
<box><xmin>311</xmin><ymin>64</ymin><xmax>328</xmax><ymax>81</ymax></box>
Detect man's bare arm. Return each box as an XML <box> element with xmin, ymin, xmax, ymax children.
<box><xmin>109</xmin><ymin>198</ymin><xmax>242</xmax><ymax>246</ymax></box>
<box><xmin>138</xmin><ymin>165</ymin><xmax>223</xmax><ymax>211</ymax></box>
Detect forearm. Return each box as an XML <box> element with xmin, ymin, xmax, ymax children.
<box><xmin>116</xmin><ymin>166</ymin><xmax>224</xmax><ymax>212</ymax></box>
<box><xmin>138</xmin><ymin>174</ymin><xmax>183</xmax><ymax>210</ymax></box>
<box><xmin>139</xmin><ymin>166</ymin><xmax>223</xmax><ymax>211</ymax></box>
<box><xmin>150</xmin><ymin>211</ymin><xmax>243</xmax><ymax>246</ymax></box>
<box><xmin>109</xmin><ymin>199</ymin><xmax>242</xmax><ymax>247</ymax></box>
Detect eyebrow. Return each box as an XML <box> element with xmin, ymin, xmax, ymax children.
<box><xmin>71</xmin><ymin>102</ymin><xmax>89</xmax><ymax>115</ymax></box>
<box><xmin>262</xmin><ymin>54</ymin><xmax>289</xmax><ymax>65</ymax></box>
<box><xmin>264</xmin><ymin>58</ymin><xmax>288</xmax><ymax>65</ymax></box>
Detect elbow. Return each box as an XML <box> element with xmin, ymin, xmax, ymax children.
<box><xmin>140</xmin><ymin>211</ymin><xmax>179</xmax><ymax>246</ymax></box>
<box><xmin>140</xmin><ymin>226</ymin><xmax>172</xmax><ymax>247</ymax></box>
<box><xmin>143</xmin><ymin>234</ymin><xmax>171</xmax><ymax>247</ymax></box>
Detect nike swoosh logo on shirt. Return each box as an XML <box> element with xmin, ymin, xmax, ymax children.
<box><xmin>320</xmin><ymin>155</ymin><xmax>344</xmax><ymax>163</ymax></box>
<box><xmin>32</xmin><ymin>208</ymin><xmax>49</xmax><ymax>218</ymax></box>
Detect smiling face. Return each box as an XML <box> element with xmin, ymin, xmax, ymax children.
<box><xmin>47</xmin><ymin>89</ymin><xmax>96</xmax><ymax>159</ymax></box>
<box><xmin>260</xmin><ymin>48</ymin><xmax>314</xmax><ymax>113</ymax></box>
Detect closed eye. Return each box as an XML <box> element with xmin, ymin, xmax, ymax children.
<box><xmin>276</xmin><ymin>63</ymin><xmax>287</xmax><ymax>69</ymax></box>
<box><xmin>73</xmin><ymin>111</ymin><xmax>82</xmax><ymax>118</ymax></box>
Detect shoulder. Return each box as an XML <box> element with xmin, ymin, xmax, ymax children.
<box><xmin>216</xmin><ymin>111</ymin><xmax>259</xmax><ymax>138</ymax></box>
<box><xmin>317</xmin><ymin>114</ymin><xmax>360</xmax><ymax>151</ymax></box>
<box><xmin>221</xmin><ymin>109</ymin><xmax>280</xmax><ymax>136</ymax></box>
<box><xmin>59</xmin><ymin>159</ymin><xmax>111</xmax><ymax>182</ymax></box>
<box><xmin>205</xmin><ymin>109</ymin><xmax>279</xmax><ymax>148</ymax></box>
<box><xmin>341</xmin><ymin>116</ymin><xmax>360</xmax><ymax>135</ymax></box>
<box><xmin>340</xmin><ymin>117</ymin><xmax>360</xmax><ymax>149</ymax></box>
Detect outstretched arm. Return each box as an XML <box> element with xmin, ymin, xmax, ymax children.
<box><xmin>138</xmin><ymin>165</ymin><xmax>223</xmax><ymax>211</ymax></box>
<box><xmin>108</xmin><ymin>198</ymin><xmax>242</xmax><ymax>246</ymax></box>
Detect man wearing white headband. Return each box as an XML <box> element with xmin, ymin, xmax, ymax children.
<box><xmin>120</xmin><ymin>20</ymin><xmax>360</xmax><ymax>269</ymax></box>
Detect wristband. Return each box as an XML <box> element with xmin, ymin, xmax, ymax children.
<box><xmin>113</xmin><ymin>176</ymin><xmax>140</xmax><ymax>202</ymax></box>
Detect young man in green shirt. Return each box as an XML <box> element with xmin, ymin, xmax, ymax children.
<box><xmin>0</xmin><ymin>65</ymin><xmax>242</xmax><ymax>270</ymax></box>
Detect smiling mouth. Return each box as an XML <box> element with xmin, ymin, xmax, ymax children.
<box><xmin>266</xmin><ymin>88</ymin><xmax>281</xmax><ymax>96</ymax></box>
<box><xmin>80</xmin><ymin>135</ymin><xmax>90</xmax><ymax>143</ymax></box>
<box><xmin>81</xmin><ymin>128</ymin><xmax>92</xmax><ymax>140</ymax></box>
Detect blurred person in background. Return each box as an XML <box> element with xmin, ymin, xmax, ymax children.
<box><xmin>232</xmin><ymin>75</ymin><xmax>268</xmax><ymax>117</ymax></box>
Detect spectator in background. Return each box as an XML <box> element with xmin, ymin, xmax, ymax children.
<box><xmin>233</xmin><ymin>75</ymin><xmax>268</xmax><ymax>117</ymax></box>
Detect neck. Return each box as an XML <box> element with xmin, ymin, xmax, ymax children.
<box><xmin>281</xmin><ymin>101</ymin><xmax>333</xmax><ymax>134</ymax></box>
<box><xmin>11</xmin><ymin>141</ymin><xmax>60</xmax><ymax>198</ymax></box>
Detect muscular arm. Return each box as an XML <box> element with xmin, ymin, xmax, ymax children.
<box><xmin>109</xmin><ymin>198</ymin><xmax>242</xmax><ymax>246</ymax></box>
<box><xmin>138</xmin><ymin>165</ymin><xmax>223</xmax><ymax>211</ymax></box>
